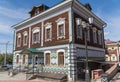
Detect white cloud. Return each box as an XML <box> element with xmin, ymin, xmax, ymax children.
<box><xmin>95</xmin><ymin>8</ymin><xmax>120</xmax><ymax>41</ymax></box>
<box><xmin>0</xmin><ymin>6</ymin><xmax>29</xmax><ymax>19</ymax></box>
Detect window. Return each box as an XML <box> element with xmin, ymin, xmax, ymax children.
<box><xmin>56</xmin><ymin>18</ymin><xmax>66</xmax><ymax>39</ymax></box>
<box><xmin>23</xmin><ymin>55</ymin><xmax>25</xmax><ymax>64</ymax></box>
<box><xmin>16</xmin><ymin>55</ymin><xmax>19</xmax><ymax>64</ymax></box>
<box><xmin>98</xmin><ymin>30</ymin><xmax>102</xmax><ymax>45</ymax></box>
<box><xmin>17</xmin><ymin>33</ymin><xmax>21</xmax><ymax>47</ymax></box>
<box><xmin>45</xmin><ymin>53</ymin><xmax>50</xmax><ymax>66</ymax></box>
<box><xmin>58</xmin><ymin>52</ymin><xmax>64</xmax><ymax>66</ymax></box>
<box><xmin>35</xmin><ymin>8</ymin><xmax>39</xmax><ymax>15</ymax></box>
<box><xmin>23</xmin><ymin>31</ymin><xmax>28</xmax><ymax>46</ymax></box>
<box><xmin>105</xmin><ymin>55</ymin><xmax>110</xmax><ymax>61</ymax></box>
<box><xmin>93</xmin><ymin>28</ymin><xmax>97</xmax><ymax>43</ymax></box>
<box><xmin>87</xmin><ymin>28</ymin><xmax>90</xmax><ymax>41</ymax></box>
<box><xmin>77</xmin><ymin>25</ymin><xmax>83</xmax><ymax>39</ymax></box>
<box><xmin>32</xmin><ymin>28</ymin><xmax>40</xmax><ymax>44</ymax></box>
<box><xmin>45</xmin><ymin>22</ymin><xmax>52</xmax><ymax>41</ymax></box>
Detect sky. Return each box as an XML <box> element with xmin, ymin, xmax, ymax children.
<box><xmin>0</xmin><ymin>0</ymin><xmax>120</xmax><ymax>53</ymax></box>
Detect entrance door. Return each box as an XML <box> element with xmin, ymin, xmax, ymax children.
<box><xmin>77</xmin><ymin>61</ymin><xmax>85</xmax><ymax>80</ymax></box>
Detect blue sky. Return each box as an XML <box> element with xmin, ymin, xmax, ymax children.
<box><xmin>0</xmin><ymin>0</ymin><xmax>120</xmax><ymax>53</ymax></box>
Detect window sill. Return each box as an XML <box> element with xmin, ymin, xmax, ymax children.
<box><xmin>45</xmin><ymin>39</ymin><xmax>52</xmax><ymax>42</ymax></box>
<box><xmin>77</xmin><ymin>36</ymin><xmax>82</xmax><ymax>39</ymax></box>
<box><xmin>57</xmin><ymin>36</ymin><xmax>65</xmax><ymax>40</ymax></box>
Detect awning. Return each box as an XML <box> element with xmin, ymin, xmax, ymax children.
<box><xmin>20</xmin><ymin>48</ymin><xmax>44</xmax><ymax>54</ymax></box>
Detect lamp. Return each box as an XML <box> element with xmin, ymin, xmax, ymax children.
<box><xmin>76</xmin><ymin>18</ymin><xmax>82</xmax><ymax>25</ymax></box>
<box><xmin>80</xmin><ymin>17</ymin><xmax>93</xmax><ymax>82</ymax></box>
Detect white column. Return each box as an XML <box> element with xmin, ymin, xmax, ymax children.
<box><xmin>29</xmin><ymin>27</ymin><xmax>31</xmax><ymax>48</ymax></box>
<box><xmin>41</xmin><ymin>21</ymin><xmax>44</xmax><ymax>46</ymax></box>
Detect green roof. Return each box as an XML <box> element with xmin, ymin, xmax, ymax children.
<box><xmin>20</xmin><ymin>48</ymin><xmax>44</xmax><ymax>54</ymax></box>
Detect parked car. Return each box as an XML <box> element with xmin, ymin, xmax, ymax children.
<box><xmin>0</xmin><ymin>65</ymin><xmax>11</xmax><ymax>70</ymax></box>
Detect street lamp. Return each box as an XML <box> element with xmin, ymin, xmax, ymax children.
<box><xmin>76</xmin><ymin>17</ymin><xmax>93</xmax><ymax>82</ymax></box>
<box><xmin>4</xmin><ymin>41</ymin><xmax>10</xmax><ymax>66</ymax></box>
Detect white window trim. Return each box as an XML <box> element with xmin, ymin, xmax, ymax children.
<box><xmin>32</xmin><ymin>27</ymin><xmax>40</xmax><ymax>44</ymax></box>
<box><xmin>77</xmin><ymin>25</ymin><xmax>83</xmax><ymax>39</ymax></box>
<box><xmin>105</xmin><ymin>55</ymin><xmax>110</xmax><ymax>61</ymax></box>
<box><xmin>98</xmin><ymin>30</ymin><xmax>102</xmax><ymax>45</ymax></box>
<box><xmin>17</xmin><ymin>33</ymin><xmax>21</xmax><ymax>47</ymax></box>
<box><xmin>56</xmin><ymin>18</ymin><xmax>66</xmax><ymax>39</ymax></box>
<box><xmin>23</xmin><ymin>31</ymin><xmax>28</xmax><ymax>46</ymax></box>
<box><xmin>111</xmin><ymin>54</ymin><xmax>117</xmax><ymax>61</ymax></box>
<box><xmin>44</xmin><ymin>51</ymin><xmax>51</xmax><ymax>66</ymax></box>
<box><xmin>93</xmin><ymin>27</ymin><xmax>97</xmax><ymax>43</ymax></box>
<box><xmin>35</xmin><ymin>8</ymin><xmax>40</xmax><ymax>16</ymax></box>
<box><xmin>44</xmin><ymin>22</ymin><xmax>52</xmax><ymax>42</ymax></box>
<box><xmin>57</xmin><ymin>49</ymin><xmax>65</xmax><ymax>67</ymax></box>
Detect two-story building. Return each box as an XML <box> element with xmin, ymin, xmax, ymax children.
<box><xmin>105</xmin><ymin>39</ymin><xmax>120</xmax><ymax>62</ymax></box>
<box><xmin>12</xmin><ymin>0</ymin><xmax>106</xmax><ymax>81</ymax></box>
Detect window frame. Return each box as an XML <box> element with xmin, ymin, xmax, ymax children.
<box><xmin>44</xmin><ymin>22</ymin><xmax>52</xmax><ymax>42</ymax></box>
<box><xmin>57</xmin><ymin>49</ymin><xmax>65</xmax><ymax>67</ymax></box>
<box><xmin>98</xmin><ymin>30</ymin><xmax>102</xmax><ymax>45</ymax></box>
<box><xmin>17</xmin><ymin>33</ymin><xmax>21</xmax><ymax>47</ymax></box>
<box><xmin>77</xmin><ymin>25</ymin><xmax>83</xmax><ymax>39</ymax></box>
<box><xmin>45</xmin><ymin>53</ymin><xmax>50</xmax><ymax>66</ymax></box>
<box><xmin>56</xmin><ymin>18</ymin><xmax>66</xmax><ymax>39</ymax></box>
<box><xmin>32</xmin><ymin>27</ymin><xmax>40</xmax><ymax>44</ymax></box>
<box><xmin>93</xmin><ymin>27</ymin><xmax>97</xmax><ymax>43</ymax></box>
<box><xmin>23</xmin><ymin>31</ymin><xmax>28</xmax><ymax>46</ymax></box>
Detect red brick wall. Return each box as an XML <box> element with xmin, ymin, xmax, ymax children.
<box><xmin>74</xmin><ymin>13</ymin><xmax>103</xmax><ymax>48</ymax></box>
<box><xmin>15</xmin><ymin>12</ymin><xmax>69</xmax><ymax>50</ymax></box>
<box><xmin>15</xmin><ymin>27</ymin><xmax>29</xmax><ymax>50</ymax></box>
<box><xmin>43</xmin><ymin>12</ymin><xmax>69</xmax><ymax>46</ymax></box>
<box><xmin>30</xmin><ymin>23</ymin><xmax>42</xmax><ymax>48</ymax></box>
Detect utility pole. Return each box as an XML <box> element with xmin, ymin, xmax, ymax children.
<box><xmin>4</xmin><ymin>41</ymin><xmax>9</xmax><ymax>66</ymax></box>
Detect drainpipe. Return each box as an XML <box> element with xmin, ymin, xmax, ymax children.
<box><xmin>69</xmin><ymin>0</ymin><xmax>75</xmax><ymax>80</ymax></box>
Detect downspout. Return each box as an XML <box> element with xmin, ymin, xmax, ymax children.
<box><xmin>69</xmin><ymin>0</ymin><xmax>74</xmax><ymax>79</ymax></box>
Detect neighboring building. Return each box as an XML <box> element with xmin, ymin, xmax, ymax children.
<box><xmin>105</xmin><ymin>39</ymin><xmax>120</xmax><ymax>62</ymax></box>
<box><xmin>12</xmin><ymin>0</ymin><xmax>106</xmax><ymax>81</ymax></box>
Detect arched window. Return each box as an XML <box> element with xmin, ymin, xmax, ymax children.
<box><xmin>44</xmin><ymin>22</ymin><xmax>52</xmax><ymax>41</ymax></box>
<box><xmin>17</xmin><ymin>33</ymin><xmax>21</xmax><ymax>47</ymax></box>
<box><xmin>45</xmin><ymin>53</ymin><xmax>50</xmax><ymax>66</ymax></box>
<box><xmin>16</xmin><ymin>55</ymin><xmax>19</xmax><ymax>64</ymax></box>
<box><xmin>32</xmin><ymin>27</ymin><xmax>40</xmax><ymax>44</ymax></box>
<box><xmin>105</xmin><ymin>55</ymin><xmax>110</xmax><ymax>61</ymax></box>
<box><xmin>111</xmin><ymin>54</ymin><xmax>117</xmax><ymax>61</ymax></box>
<box><xmin>23</xmin><ymin>31</ymin><xmax>28</xmax><ymax>46</ymax></box>
<box><xmin>56</xmin><ymin>18</ymin><xmax>66</xmax><ymax>39</ymax></box>
<box><xmin>58</xmin><ymin>52</ymin><xmax>64</xmax><ymax>66</ymax></box>
<box><xmin>93</xmin><ymin>27</ymin><xmax>97</xmax><ymax>43</ymax></box>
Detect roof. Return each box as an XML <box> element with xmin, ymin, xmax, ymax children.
<box><xmin>20</xmin><ymin>48</ymin><xmax>44</xmax><ymax>54</ymax></box>
<box><xmin>12</xmin><ymin>0</ymin><xmax>106</xmax><ymax>29</ymax></box>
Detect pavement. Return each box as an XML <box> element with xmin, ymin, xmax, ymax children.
<box><xmin>0</xmin><ymin>71</ymin><xmax>49</xmax><ymax>82</ymax></box>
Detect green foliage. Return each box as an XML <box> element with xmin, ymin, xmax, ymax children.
<box><xmin>0</xmin><ymin>53</ymin><xmax>13</xmax><ymax>65</ymax></box>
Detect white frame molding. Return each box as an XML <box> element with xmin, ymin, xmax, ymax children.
<box><xmin>23</xmin><ymin>31</ymin><xmax>28</xmax><ymax>46</ymax></box>
<box><xmin>57</xmin><ymin>49</ymin><xmax>65</xmax><ymax>67</ymax></box>
<box><xmin>44</xmin><ymin>22</ymin><xmax>52</xmax><ymax>42</ymax></box>
<box><xmin>17</xmin><ymin>33</ymin><xmax>21</xmax><ymax>47</ymax></box>
<box><xmin>93</xmin><ymin>27</ymin><xmax>97</xmax><ymax>43</ymax></box>
<box><xmin>32</xmin><ymin>27</ymin><xmax>40</xmax><ymax>44</ymax></box>
<box><xmin>44</xmin><ymin>51</ymin><xmax>51</xmax><ymax>66</ymax></box>
<box><xmin>56</xmin><ymin>18</ymin><xmax>66</xmax><ymax>39</ymax></box>
<box><xmin>98</xmin><ymin>30</ymin><xmax>102</xmax><ymax>45</ymax></box>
